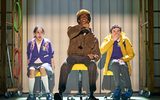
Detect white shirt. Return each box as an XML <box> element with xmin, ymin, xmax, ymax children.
<box><xmin>34</xmin><ymin>40</ymin><xmax>43</xmax><ymax>63</ymax></box>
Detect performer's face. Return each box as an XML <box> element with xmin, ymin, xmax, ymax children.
<box><xmin>111</xmin><ymin>28</ymin><xmax>121</xmax><ymax>37</ymax></box>
<box><xmin>35</xmin><ymin>27</ymin><xmax>44</xmax><ymax>41</ymax></box>
<box><xmin>79</xmin><ymin>14</ymin><xmax>89</xmax><ymax>25</ymax></box>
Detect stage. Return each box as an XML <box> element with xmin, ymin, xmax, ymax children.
<box><xmin>0</xmin><ymin>93</ymin><xmax>159</xmax><ymax>100</ymax></box>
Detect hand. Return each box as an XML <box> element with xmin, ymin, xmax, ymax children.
<box><xmin>93</xmin><ymin>54</ymin><xmax>99</xmax><ymax>59</ymax></box>
<box><xmin>52</xmin><ymin>64</ymin><xmax>55</xmax><ymax>69</ymax></box>
<box><xmin>118</xmin><ymin>59</ymin><xmax>123</xmax><ymax>63</ymax></box>
<box><xmin>80</xmin><ymin>28</ymin><xmax>90</xmax><ymax>34</ymax></box>
<box><xmin>118</xmin><ymin>59</ymin><xmax>125</xmax><ymax>65</ymax></box>
<box><xmin>51</xmin><ymin>58</ymin><xmax>55</xmax><ymax>69</ymax></box>
<box><xmin>88</xmin><ymin>54</ymin><xmax>94</xmax><ymax>60</ymax></box>
<box><xmin>88</xmin><ymin>54</ymin><xmax>99</xmax><ymax>60</ymax></box>
<box><xmin>112</xmin><ymin>34</ymin><xmax>119</xmax><ymax>41</ymax></box>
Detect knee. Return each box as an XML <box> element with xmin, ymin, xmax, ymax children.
<box><xmin>29</xmin><ymin>69</ymin><xmax>35</xmax><ymax>78</ymax></box>
<box><xmin>110</xmin><ymin>62</ymin><xmax>120</xmax><ymax>72</ymax></box>
<box><xmin>40</xmin><ymin>67</ymin><xmax>47</xmax><ymax>76</ymax></box>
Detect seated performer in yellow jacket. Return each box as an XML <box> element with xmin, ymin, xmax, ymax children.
<box><xmin>100</xmin><ymin>25</ymin><xmax>135</xmax><ymax>100</ymax></box>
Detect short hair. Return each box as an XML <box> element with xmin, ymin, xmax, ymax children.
<box><xmin>33</xmin><ymin>26</ymin><xmax>45</xmax><ymax>34</ymax></box>
<box><xmin>110</xmin><ymin>25</ymin><xmax>122</xmax><ymax>33</ymax></box>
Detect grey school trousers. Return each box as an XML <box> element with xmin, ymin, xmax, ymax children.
<box><xmin>109</xmin><ymin>60</ymin><xmax>132</xmax><ymax>89</ymax></box>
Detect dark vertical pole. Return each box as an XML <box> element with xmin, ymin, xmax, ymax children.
<box><xmin>148</xmin><ymin>0</ymin><xmax>154</xmax><ymax>91</ymax></box>
<box><xmin>1</xmin><ymin>0</ymin><xmax>7</xmax><ymax>93</ymax></box>
<box><xmin>139</xmin><ymin>0</ymin><xmax>148</xmax><ymax>91</ymax></box>
<box><xmin>139</xmin><ymin>0</ymin><xmax>143</xmax><ymax>90</ymax></box>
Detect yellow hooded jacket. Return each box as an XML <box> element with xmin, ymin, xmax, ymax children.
<box><xmin>100</xmin><ymin>32</ymin><xmax>135</xmax><ymax>75</ymax></box>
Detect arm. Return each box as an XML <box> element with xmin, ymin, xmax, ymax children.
<box><xmin>27</xmin><ymin>39</ymin><xmax>36</xmax><ymax>64</ymax></box>
<box><xmin>51</xmin><ymin>57</ymin><xmax>55</xmax><ymax>69</ymax></box>
<box><xmin>100</xmin><ymin>35</ymin><xmax>114</xmax><ymax>54</ymax></box>
<box><xmin>48</xmin><ymin>42</ymin><xmax>54</xmax><ymax>59</ymax></box>
<box><xmin>67</xmin><ymin>25</ymin><xmax>82</xmax><ymax>39</ymax></box>
<box><xmin>48</xmin><ymin>42</ymin><xmax>55</xmax><ymax>69</ymax></box>
<box><xmin>27</xmin><ymin>42</ymin><xmax>31</xmax><ymax>64</ymax></box>
<box><xmin>88</xmin><ymin>38</ymin><xmax>101</xmax><ymax>62</ymax></box>
<box><xmin>121</xmin><ymin>38</ymin><xmax>135</xmax><ymax>62</ymax></box>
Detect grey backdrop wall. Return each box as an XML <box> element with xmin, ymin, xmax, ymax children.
<box><xmin>22</xmin><ymin>0</ymin><xmax>139</xmax><ymax>93</ymax></box>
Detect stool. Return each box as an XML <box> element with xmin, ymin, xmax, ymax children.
<box><xmin>68</xmin><ymin>64</ymin><xmax>88</xmax><ymax>100</ymax></box>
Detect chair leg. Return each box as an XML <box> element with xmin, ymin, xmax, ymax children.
<box><xmin>78</xmin><ymin>70</ymin><xmax>82</xmax><ymax>94</ymax></box>
<box><xmin>78</xmin><ymin>70</ymin><xmax>83</xmax><ymax>100</ymax></box>
<box><xmin>80</xmin><ymin>96</ymin><xmax>83</xmax><ymax>100</ymax></box>
<box><xmin>38</xmin><ymin>79</ymin><xmax>43</xmax><ymax>99</ymax></box>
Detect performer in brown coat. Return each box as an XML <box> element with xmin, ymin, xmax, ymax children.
<box><xmin>54</xmin><ymin>9</ymin><xmax>100</xmax><ymax>100</ymax></box>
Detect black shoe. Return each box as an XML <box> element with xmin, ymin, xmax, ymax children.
<box><xmin>27</xmin><ymin>94</ymin><xmax>36</xmax><ymax>100</ymax></box>
<box><xmin>46</xmin><ymin>93</ymin><xmax>52</xmax><ymax>100</ymax></box>
<box><xmin>54</xmin><ymin>93</ymin><xmax>63</xmax><ymax>100</ymax></box>
<box><xmin>88</xmin><ymin>95</ymin><xmax>99</xmax><ymax>100</ymax></box>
